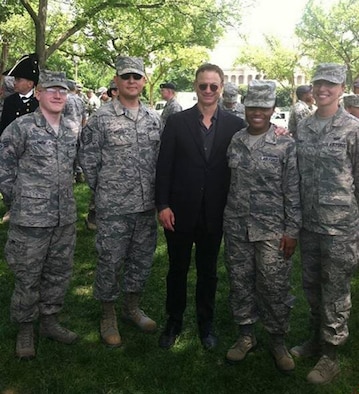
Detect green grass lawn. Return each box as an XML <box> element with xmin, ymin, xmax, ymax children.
<box><xmin>0</xmin><ymin>183</ymin><xmax>358</xmax><ymax>394</ymax></box>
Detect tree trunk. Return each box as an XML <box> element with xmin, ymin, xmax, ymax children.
<box><xmin>36</xmin><ymin>0</ymin><xmax>48</xmax><ymax>68</ymax></box>
<box><xmin>0</xmin><ymin>41</ymin><xmax>9</xmax><ymax>75</ymax></box>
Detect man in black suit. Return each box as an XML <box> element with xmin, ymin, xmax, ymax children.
<box><xmin>155</xmin><ymin>63</ymin><xmax>245</xmax><ymax>350</ymax></box>
<box><xmin>0</xmin><ymin>53</ymin><xmax>40</xmax><ymax>134</ymax></box>
<box><xmin>0</xmin><ymin>53</ymin><xmax>40</xmax><ymax>222</ymax></box>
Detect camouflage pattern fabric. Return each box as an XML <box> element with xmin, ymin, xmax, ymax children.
<box><xmin>300</xmin><ymin>229</ymin><xmax>357</xmax><ymax>345</ymax></box>
<box><xmin>63</xmin><ymin>92</ymin><xmax>86</xmax><ymax>134</ymax></box>
<box><xmin>222</xmin><ymin>82</ymin><xmax>239</xmax><ymax>103</ymax></box>
<box><xmin>224</xmin><ymin>124</ymin><xmax>301</xmax><ymax>241</ymax></box>
<box><xmin>218</xmin><ymin>100</ymin><xmax>245</xmax><ymax>120</ymax></box>
<box><xmin>311</xmin><ymin>63</ymin><xmax>347</xmax><ymax>84</ymax></box>
<box><xmin>224</xmin><ymin>237</ymin><xmax>294</xmax><ymax>334</ymax></box>
<box><xmin>244</xmin><ymin>80</ymin><xmax>276</xmax><ymax>108</ymax></box>
<box><xmin>79</xmin><ymin>98</ymin><xmax>161</xmax><ymax>301</ymax></box>
<box><xmin>5</xmin><ymin>220</ymin><xmax>76</xmax><ymax>323</ymax></box>
<box><xmin>296</xmin><ymin>106</ymin><xmax>359</xmax><ymax>235</ymax></box>
<box><xmin>94</xmin><ymin>210</ymin><xmax>157</xmax><ymax>300</ymax></box>
<box><xmin>116</xmin><ymin>56</ymin><xmax>145</xmax><ymax>76</ymax></box>
<box><xmin>288</xmin><ymin>100</ymin><xmax>315</xmax><ymax>138</ymax></box>
<box><xmin>343</xmin><ymin>94</ymin><xmax>359</xmax><ymax>108</ymax></box>
<box><xmin>0</xmin><ymin>108</ymin><xmax>78</xmax><ymax>227</ymax></box>
<box><xmin>296</xmin><ymin>105</ymin><xmax>359</xmax><ymax>346</ymax></box>
<box><xmin>223</xmin><ymin>124</ymin><xmax>300</xmax><ymax>334</ymax></box>
<box><xmin>38</xmin><ymin>70</ymin><xmax>68</xmax><ymax>90</ymax></box>
<box><xmin>78</xmin><ymin>98</ymin><xmax>162</xmax><ymax>219</ymax></box>
<box><xmin>161</xmin><ymin>98</ymin><xmax>182</xmax><ymax>125</ymax></box>
<box><xmin>219</xmin><ymin>82</ymin><xmax>245</xmax><ymax>120</ymax></box>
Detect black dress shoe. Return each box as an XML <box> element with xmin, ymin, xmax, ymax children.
<box><xmin>159</xmin><ymin>320</ymin><xmax>182</xmax><ymax>349</ymax></box>
<box><xmin>200</xmin><ymin>332</ymin><xmax>218</xmax><ymax>350</ymax></box>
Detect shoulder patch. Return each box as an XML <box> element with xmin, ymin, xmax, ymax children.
<box><xmin>81</xmin><ymin>130</ymin><xmax>93</xmax><ymax>145</ymax></box>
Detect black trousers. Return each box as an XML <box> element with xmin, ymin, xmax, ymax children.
<box><xmin>164</xmin><ymin>221</ymin><xmax>222</xmax><ymax>332</ymax></box>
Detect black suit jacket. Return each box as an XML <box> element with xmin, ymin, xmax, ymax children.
<box><xmin>0</xmin><ymin>93</ymin><xmax>39</xmax><ymax>134</ymax></box>
<box><xmin>155</xmin><ymin>104</ymin><xmax>245</xmax><ymax>233</ymax></box>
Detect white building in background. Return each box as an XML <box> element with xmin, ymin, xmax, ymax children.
<box><xmin>222</xmin><ymin>66</ymin><xmax>309</xmax><ymax>87</ymax></box>
<box><xmin>208</xmin><ymin>30</ymin><xmax>310</xmax><ymax>87</ymax></box>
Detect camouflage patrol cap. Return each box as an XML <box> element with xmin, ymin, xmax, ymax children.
<box><xmin>343</xmin><ymin>94</ymin><xmax>359</xmax><ymax>108</ymax></box>
<box><xmin>38</xmin><ymin>70</ymin><xmax>68</xmax><ymax>89</ymax></box>
<box><xmin>244</xmin><ymin>80</ymin><xmax>276</xmax><ymax>108</ymax></box>
<box><xmin>1</xmin><ymin>76</ymin><xmax>14</xmax><ymax>97</ymax></box>
<box><xmin>116</xmin><ymin>56</ymin><xmax>145</xmax><ymax>77</ymax></box>
<box><xmin>311</xmin><ymin>63</ymin><xmax>347</xmax><ymax>84</ymax></box>
<box><xmin>223</xmin><ymin>82</ymin><xmax>239</xmax><ymax>103</ymax></box>
<box><xmin>67</xmin><ymin>79</ymin><xmax>77</xmax><ymax>91</ymax></box>
<box><xmin>109</xmin><ymin>80</ymin><xmax>117</xmax><ymax>89</ymax></box>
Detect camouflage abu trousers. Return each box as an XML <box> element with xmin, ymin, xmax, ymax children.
<box><xmin>94</xmin><ymin>209</ymin><xmax>157</xmax><ymax>301</ymax></box>
<box><xmin>224</xmin><ymin>235</ymin><xmax>294</xmax><ymax>335</ymax></box>
<box><xmin>5</xmin><ymin>223</ymin><xmax>76</xmax><ymax>323</ymax></box>
<box><xmin>300</xmin><ymin>228</ymin><xmax>357</xmax><ymax>346</ymax></box>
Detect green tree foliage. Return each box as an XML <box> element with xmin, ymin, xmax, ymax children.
<box><xmin>296</xmin><ymin>0</ymin><xmax>359</xmax><ymax>87</ymax></box>
<box><xmin>235</xmin><ymin>36</ymin><xmax>305</xmax><ymax>104</ymax></box>
<box><xmin>0</xmin><ymin>0</ymin><xmax>252</xmax><ymax>103</ymax></box>
<box><xmin>0</xmin><ymin>0</ymin><xmax>23</xmax><ymax>23</ymax></box>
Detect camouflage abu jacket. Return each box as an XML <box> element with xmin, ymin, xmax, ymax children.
<box><xmin>296</xmin><ymin>106</ymin><xmax>359</xmax><ymax>235</ymax></box>
<box><xmin>78</xmin><ymin>98</ymin><xmax>162</xmax><ymax>219</ymax></box>
<box><xmin>224</xmin><ymin>124</ymin><xmax>301</xmax><ymax>242</ymax></box>
<box><xmin>0</xmin><ymin>108</ymin><xmax>78</xmax><ymax>227</ymax></box>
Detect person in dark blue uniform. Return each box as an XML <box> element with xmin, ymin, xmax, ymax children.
<box><xmin>0</xmin><ymin>53</ymin><xmax>40</xmax><ymax>222</ymax></box>
<box><xmin>0</xmin><ymin>53</ymin><xmax>40</xmax><ymax>134</ymax></box>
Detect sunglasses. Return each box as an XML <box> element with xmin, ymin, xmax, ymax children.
<box><xmin>119</xmin><ymin>73</ymin><xmax>143</xmax><ymax>80</ymax></box>
<box><xmin>198</xmin><ymin>83</ymin><xmax>220</xmax><ymax>92</ymax></box>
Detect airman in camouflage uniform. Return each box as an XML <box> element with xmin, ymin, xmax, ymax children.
<box><xmin>219</xmin><ymin>82</ymin><xmax>245</xmax><ymax>120</ymax></box>
<box><xmin>343</xmin><ymin>93</ymin><xmax>359</xmax><ymax>119</ymax></box>
<box><xmin>223</xmin><ymin>80</ymin><xmax>301</xmax><ymax>373</ymax></box>
<box><xmin>78</xmin><ymin>56</ymin><xmax>162</xmax><ymax>347</ymax></box>
<box><xmin>290</xmin><ymin>63</ymin><xmax>359</xmax><ymax>385</ymax></box>
<box><xmin>0</xmin><ymin>76</ymin><xmax>14</xmax><ymax>120</ymax></box>
<box><xmin>63</xmin><ymin>79</ymin><xmax>87</xmax><ymax>183</ymax></box>
<box><xmin>160</xmin><ymin>82</ymin><xmax>182</xmax><ymax>125</ymax></box>
<box><xmin>63</xmin><ymin>79</ymin><xmax>87</xmax><ymax>133</ymax></box>
<box><xmin>0</xmin><ymin>70</ymin><xmax>79</xmax><ymax>360</ymax></box>
<box><xmin>288</xmin><ymin>85</ymin><xmax>316</xmax><ymax>139</ymax></box>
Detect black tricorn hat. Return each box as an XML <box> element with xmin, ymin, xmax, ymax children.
<box><xmin>2</xmin><ymin>53</ymin><xmax>40</xmax><ymax>85</ymax></box>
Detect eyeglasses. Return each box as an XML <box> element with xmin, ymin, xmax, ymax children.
<box><xmin>119</xmin><ymin>73</ymin><xmax>143</xmax><ymax>80</ymax></box>
<box><xmin>198</xmin><ymin>83</ymin><xmax>220</xmax><ymax>92</ymax></box>
<box><xmin>42</xmin><ymin>87</ymin><xmax>68</xmax><ymax>95</ymax></box>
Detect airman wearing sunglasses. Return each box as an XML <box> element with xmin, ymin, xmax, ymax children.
<box><xmin>79</xmin><ymin>56</ymin><xmax>162</xmax><ymax>347</ymax></box>
<box><xmin>155</xmin><ymin>63</ymin><xmax>246</xmax><ymax>351</ymax></box>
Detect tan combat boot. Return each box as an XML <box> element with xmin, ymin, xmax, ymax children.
<box><xmin>100</xmin><ymin>302</ymin><xmax>122</xmax><ymax>347</ymax></box>
<box><xmin>121</xmin><ymin>293</ymin><xmax>157</xmax><ymax>333</ymax></box>
<box><xmin>16</xmin><ymin>322</ymin><xmax>35</xmax><ymax>360</ymax></box>
<box><xmin>40</xmin><ymin>314</ymin><xmax>78</xmax><ymax>344</ymax></box>
<box><xmin>307</xmin><ymin>355</ymin><xmax>340</xmax><ymax>384</ymax></box>
<box><xmin>269</xmin><ymin>335</ymin><xmax>295</xmax><ymax>373</ymax></box>
<box><xmin>226</xmin><ymin>335</ymin><xmax>257</xmax><ymax>363</ymax></box>
<box><xmin>270</xmin><ymin>344</ymin><xmax>295</xmax><ymax>373</ymax></box>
